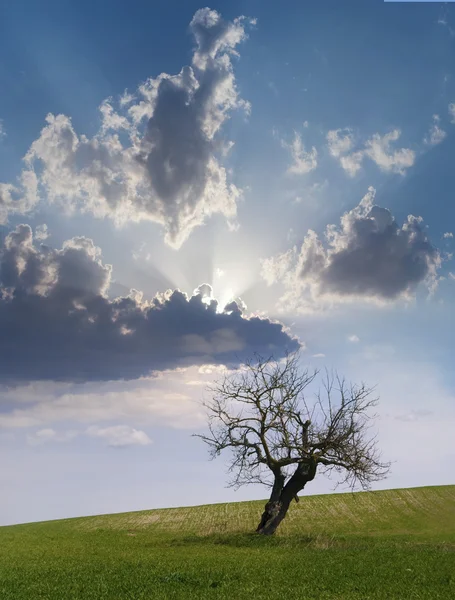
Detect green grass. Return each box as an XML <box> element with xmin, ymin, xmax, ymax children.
<box><xmin>1</xmin><ymin>485</ymin><xmax>454</xmax><ymax>599</ymax></box>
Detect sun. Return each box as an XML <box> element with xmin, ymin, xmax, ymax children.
<box><xmin>209</xmin><ymin>266</ymin><xmax>252</xmax><ymax>313</ymax></box>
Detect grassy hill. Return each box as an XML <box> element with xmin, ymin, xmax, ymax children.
<box><xmin>1</xmin><ymin>485</ymin><xmax>454</xmax><ymax>599</ymax></box>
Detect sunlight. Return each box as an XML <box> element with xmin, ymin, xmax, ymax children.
<box><xmin>210</xmin><ymin>267</ymin><xmax>250</xmax><ymax>313</ymax></box>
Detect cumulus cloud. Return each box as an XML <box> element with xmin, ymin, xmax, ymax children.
<box><xmin>0</xmin><ymin>224</ymin><xmax>300</xmax><ymax>384</ymax></box>
<box><xmin>327</xmin><ymin>128</ymin><xmax>415</xmax><ymax>177</ymax></box>
<box><xmin>424</xmin><ymin>115</ymin><xmax>446</xmax><ymax>146</ymax></box>
<box><xmin>260</xmin><ymin>187</ymin><xmax>442</xmax><ymax>311</ymax></box>
<box><xmin>347</xmin><ymin>335</ymin><xmax>360</xmax><ymax>343</ymax></box>
<box><xmin>6</xmin><ymin>9</ymin><xmax>255</xmax><ymax>248</ymax></box>
<box><xmin>283</xmin><ymin>132</ymin><xmax>318</xmax><ymax>175</ymax></box>
<box><xmin>443</xmin><ymin>232</ymin><xmax>453</xmax><ymax>239</ymax></box>
<box><xmin>86</xmin><ymin>425</ymin><xmax>152</xmax><ymax>447</ymax></box>
<box><xmin>0</xmin><ymin>170</ymin><xmax>39</xmax><ymax>225</ymax></box>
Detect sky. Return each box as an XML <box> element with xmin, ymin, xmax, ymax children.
<box><xmin>0</xmin><ymin>0</ymin><xmax>454</xmax><ymax>526</ymax></box>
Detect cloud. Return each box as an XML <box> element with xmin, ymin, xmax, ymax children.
<box><xmin>364</xmin><ymin>130</ymin><xmax>415</xmax><ymax>174</ymax></box>
<box><xmin>0</xmin><ymin>120</ymin><xmax>5</xmax><ymax>139</ymax></box>
<box><xmin>26</xmin><ymin>428</ymin><xmax>78</xmax><ymax>446</ymax></box>
<box><xmin>0</xmin><ymin>224</ymin><xmax>300</xmax><ymax>384</ymax></box>
<box><xmin>327</xmin><ymin>128</ymin><xmax>415</xmax><ymax>177</ymax></box>
<box><xmin>339</xmin><ymin>151</ymin><xmax>365</xmax><ymax>177</ymax></box>
<box><xmin>423</xmin><ymin>115</ymin><xmax>446</xmax><ymax>146</ymax></box>
<box><xmin>260</xmin><ymin>187</ymin><xmax>442</xmax><ymax>311</ymax></box>
<box><xmin>260</xmin><ymin>247</ymin><xmax>296</xmax><ymax>286</ymax></box>
<box><xmin>25</xmin><ymin>423</ymin><xmax>151</xmax><ymax>447</ymax></box>
<box><xmin>86</xmin><ymin>425</ymin><xmax>152</xmax><ymax>447</ymax></box>
<box><xmin>283</xmin><ymin>132</ymin><xmax>318</xmax><ymax>175</ymax></box>
<box><xmin>326</xmin><ymin>128</ymin><xmax>354</xmax><ymax>158</ymax></box>
<box><xmin>0</xmin><ymin>361</ymin><xmax>263</xmax><ymax>432</ymax></box>
<box><xmin>34</xmin><ymin>224</ymin><xmax>49</xmax><ymax>241</ymax></box>
<box><xmin>0</xmin><ymin>375</ymin><xmax>205</xmax><ymax>430</ymax></box>
<box><xmin>7</xmin><ymin>9</ymin><xmax>255</xmax><ymax>248</ymax></box>
<box><xmin>0</xmin><ymin>170</ymin><xmax>39</xmax><ymax>225</ymax></box>
<box><xmin>347</xmin><ymin>335</ymin><xmax>360</xmax><ymax>343</ymax></box>
<box><xmin>443</xmin><ymin>232</ymin><xmax>453</xmax><ymax>239</ymax></box>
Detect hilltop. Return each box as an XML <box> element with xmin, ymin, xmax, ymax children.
<box><xmin>1</xmin><ymin>485</ymin><xmax>454</xmax><ymax>599</ymax></box>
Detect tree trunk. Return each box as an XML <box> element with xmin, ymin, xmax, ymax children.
<box><xmin>255</xmin><ymin>469</ymin><xmax>285</xmax><ymax>532</ymax></box>
<box><xmin>256</xmin><ymin>461</ymin><xmax>317</xmax><ymax>535</ymax></box>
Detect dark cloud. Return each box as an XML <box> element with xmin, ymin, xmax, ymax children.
<box><xmin>261</xmin><ymin>187</ymin><xmax>442</xmax><ymax>309</ymax></box>
<box><xmin>319</xmin><ymin>192</ymin><xmax>441</xmax><ymax>299</ymax></box>
<box><xmin>0</xmin><ymin>225</ymin><xmax>300</xmax><ymax>384</ymax></box>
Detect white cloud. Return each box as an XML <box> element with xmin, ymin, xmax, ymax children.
<box><xmin>312</xmin><ymin>353</ymin><xmax>325</xmax><ymax>358</ymax></box>
<box><xmin>0</xmin><ymin>380</ymin><xmax>204</xmax><ymax>431</ymax></box>
<box><xmin>326</xmin><ymin>128</ymin><xmax>354</xmax><ymax>158</ymax></box>
<box><xmin>260</xmin><ymin>246</ymin><xmax>297</xmax><ymax>286</ymax></box>
<box><xmin>0</xmin><ymin>170</ymin><xmax>39</xmax><ymax>225</ymax></box>
<box><xmin>364</xmin><ymin>130</ymin><xmax>415</xmax><ymax>174</ymax></box>
<box><xmin>347</xmin><ymin>334</ymin><xmax>360</xmax><ymax>343</ymax></box>
<box><xmin>284</xmin><ymin>132</ymin><xmax>318</xmax><ymax>175</ymax></box>
<box><xmin>35</xmin><ymin>224</ymin><xmax>49</xmax><ymax>241</ymax></box>
<box><xmin>2</xmin><ymin>9</ymin><xmax>255</xmax><ymax>248</ymax></box>
<box><xmin>327</xmin><ymin>128</ymin><xmax>415</xmax><ymax>177</ymax></box>
<box><xmin>339</xmin><ymin>151</ymin><xmax>365</xmax><ymax>177</ymax></box>
<box><xmin>197</xmin><ymin>363</ymin><xmax>231</xmax><ymax>374</ymax></box>
<box><xmin>26</xmin><ymin>428</ymin><xmax>78</xmax><ymax>446</ymax></box>
<box><xmin>86</xmin><ymin>425</ymin><xmax>152</xmax><ymax>447</ymax></box>
<box><xmin>0</xmin><ymin>362</ymin><xmax>257</xmax><ymax>431</ymax></box>
<box><xmin>443</xmin><ymin>232</ymin><xmax>453</xmax><ymax>239</ymax></box>
<box><xmin>99</xmin><ymin>99</ymin><xmax>130</xmax><ymax>133</ymax></box>
<box><xmin>424</xmin><ymin>115</ymin><xmax>446</xmax><ymax>146</ymax></box>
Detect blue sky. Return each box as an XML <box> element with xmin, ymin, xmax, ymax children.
<box><xmin>0</xmin><ymin>0</ymin><xmax>454</xmax><ymax>526</ymax></box>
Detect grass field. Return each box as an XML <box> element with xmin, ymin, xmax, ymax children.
<box><xmin>1</xmin><ymin>485</ymin><xmax>454</xmax><ymax>599</ymax></box>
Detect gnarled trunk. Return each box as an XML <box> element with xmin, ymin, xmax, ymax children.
<box><xmin>256</xmin><ymin>460</ymin><xmax>317</xmax><ymax>535</ymax></box>
<box><xmin>255</xmin><ymin>468</ymin><xmax>285</xmax><ymax>532</ymax></box>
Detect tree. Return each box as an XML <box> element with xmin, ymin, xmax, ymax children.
<box><xmin>195</xmin><ymin>350</ymin><xmax>391</xmax><ymax>535</ymax></box>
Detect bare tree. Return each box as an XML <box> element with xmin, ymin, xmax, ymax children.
<box><xmin>195</xmin><ymin>350</ymin><xmax>391</xmax><ymax>535</ymax></box>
